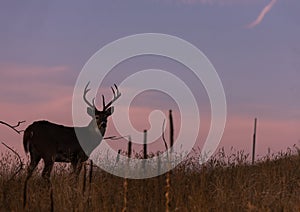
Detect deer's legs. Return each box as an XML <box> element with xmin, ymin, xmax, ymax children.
<box><xmin>26</xmin><ymin>153</ymin><xmax>41</xmax><ymax>180</ymax></box>
<box><xmin>71</xmin><ymin>159</ymin><xmax>83</xmax><ymax>176</ymax></box>
<box><xmin>71</xmin><ymin>161</ymin><xmax>77</xmax><ymax>173</ymax></box>
<box><xmin>42</xmin><ymin>159</ymin><xmax>54</xmax><ymax>180</ymax></box>
<box><xmin>24</xmin><ymin>153</ymin><xmax>41</xmax><ymax>207</ymax></box>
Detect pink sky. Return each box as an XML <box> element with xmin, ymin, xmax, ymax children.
<box><xmin>1</xmin><ymin>0</ymin><xmax>300</xmax><ymax>161</ymax></box>
<box><xmin>0</xmin><ymin>62</ymin><xmax>299</xmax><ymax>160</ymax></box>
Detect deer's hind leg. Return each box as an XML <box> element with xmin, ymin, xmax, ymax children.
<box><xmin>24</xmin><ymin>152</ymin><xmax>41</xmax><ymax>208</ymax></box>
<box><xmin>26</xmin><ymin>152</ymin><xmax>41</xmax><ymax>180</ymax></box>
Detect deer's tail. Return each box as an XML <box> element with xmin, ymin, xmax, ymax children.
<box><xmin>23</xmin><ymin>126</ymin><xmax>33</xmax><ymax>154</ymax></box>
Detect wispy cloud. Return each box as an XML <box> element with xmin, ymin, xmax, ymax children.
<box><xmin>246</xmin><ymin>0</ymin><xmax>277</xmax><ymax>28</ymax></box>
<box><xmin>0</xmin><ymin>63</ymin><xmax>74</xmax><ymax>123</ymax></box>
<box><xmin>168</xmin><ymin>0</ymin><xmax>260</xmax><ymax>5</ymax></box>
<box><xmin>164</xmin><ymin>0</ymin><xmax>277</xmax><ymax>28</ymax></box>
<box><xmin>0</xmin><ymin>63</ymin><xmax>70</xmax><ymax>82</ymax></box>
<box><xmin>0</xmin><ymin>63</ymin><xmax>73</xmax><ymax>105</ymax></box>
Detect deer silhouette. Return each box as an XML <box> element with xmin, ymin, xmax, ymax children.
<box><xmin>23</xmin><ymin>82</ymin><xmax>121</xmax><ymax>180</ymax></box>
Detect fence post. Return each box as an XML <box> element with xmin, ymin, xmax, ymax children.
<box><xmin>143</xmin><ymin>130</ymin><xmax>147</xmax><ymax>159</ymax></box>
<box><xmin>128</xmin><ymin>136</ymin><xmax>132</xmax><ymax>159</ymax></box>
<box><xmin>142</xmin><ymin>130</ymin><xmax>147</xmax><ymax>169</ymax></box>
<box><xmin>252</xmin><ymin>118</ymin><xmax>257</xmax><ymax>164</ymax></box>
<box><xmin>169</xmin><ymin>110</ymin><xmax>174</xmax><ymax>153</ymax></box>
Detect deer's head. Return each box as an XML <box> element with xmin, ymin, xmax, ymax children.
<box><xmin>83</xmin><ymin>83</ymin><xmax>121</xmax><ymax>134</ymax></box>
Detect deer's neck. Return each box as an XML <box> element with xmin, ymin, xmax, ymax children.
<box><xmin>88</xmin><ymin>120</ymin><xmax>106</xmax><ymax>138</ymax></box>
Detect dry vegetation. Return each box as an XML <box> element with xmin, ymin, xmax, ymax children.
<box><xmin>1</xmin><ymin>148</ymin><xmax>300</xmax><ymax>212</ymax></box>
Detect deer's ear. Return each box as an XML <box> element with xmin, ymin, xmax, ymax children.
<box><xmin>87</xmin><ymin>107</ymin><xmax>95</xmax><ymax>117</ymax></box>
<box><xmin>106</xmin><ymin>107</ymin><xmax>114</xmax><ymax>116</ymax></box>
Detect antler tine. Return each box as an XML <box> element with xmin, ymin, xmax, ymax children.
<box><xmin>102</xmin><ymin>95</ymin><xmax>105</xmax><ymax>110</ymax></box>
<box><xmin>111</xmin><ymin>86</ymin><xmax>116</xmax><ymax>96</ymax></box>
<box><xmin>83</xmin><ymin>82</ymin><xmax>95</xmax><ymax>108</ymax></box>
<box><xmin>114</xmin><ymin>84</ymin><xmax>120</xmax><ymax>94</ymax></box>
<box><xmin>92</xmin><ymin>98</ymin><xmax>96</xmax><ymax>108</ymax></box>
<box><xmin>113</xmin><ymin>84</ymin><xmax>121</xmax><ymax>98</ymax></box>
<box><xmin>102</xmin><ymin>84</ymin><xmax>121</xmax><ymax>111</ymax></box>
<box><xmin>115</xmin><ymin>85</ymin><xmax>120</xmax><ymax>95</ymax></box>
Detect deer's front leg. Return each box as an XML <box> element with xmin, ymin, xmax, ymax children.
<box><xmin>42</xmin><ymin>159</ymin><xmax>54</xmax><ymax>181</ymax></box>
<box><xmin>71</xmin><ymin>159</ymin><xmax>83</xmax><ymax>176</ymax></box>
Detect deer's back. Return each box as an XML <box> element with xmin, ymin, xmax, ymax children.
<box><xmin>25</xmin><ymin>120</ymin><xmax>84</xmax><ymax>158</ymax></box>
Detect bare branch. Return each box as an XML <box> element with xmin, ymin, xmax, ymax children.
<box><xmin>104</xmin><ymin>135</ymin><xmax>130</xmax><ymax>140</ymax></box>
<box><xmin>0</xmin><ymin>120</ymin><xmax>26</xmax><ymax>134</ymax></box>
<box><xmin>162</xmin><ymin>119</ymin><xmax>168</xmax><ymax>151</ymax></box>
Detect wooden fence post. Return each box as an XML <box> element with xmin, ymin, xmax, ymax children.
<box><xmin>142</xmin><ymin>130</ymin><xmax>147</xmax><ymax>169</ymax></box>
<box><xmin>252</xmin><ymin>118</ymin><xmax>257</xmax><ymax>164</ymax></box>
<box><xmin>143</xmin><ymin>130</ymin><xmax>147</xmax><ymax>159</ymax></box>
<box><xmin>128</xmin><ymin>136</ymin><xmax>132</xmax><ymax>159</ymax></box>
<box><xmin>169</xmin><ymin>110</ymin><xmax>174</xmax><ymax>153</ymax></box>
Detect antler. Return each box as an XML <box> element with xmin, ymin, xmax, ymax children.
<box><xmin>102</xmin><ymin>84</ymin><xmax>121</xmax><ymax>111</ymax></box>
<box><xmin>83</xmin><ymin>82</ymin><xmax>96</xmax><ymax>108</ymax></box>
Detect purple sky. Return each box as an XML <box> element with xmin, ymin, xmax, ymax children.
<box><xmin>0</xmin><ymin>0</ymin><xmax>300</xmax><ymax>158</ymax></box>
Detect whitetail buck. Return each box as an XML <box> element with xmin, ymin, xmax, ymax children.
<box><xmin>23</xmin><ymin>82</ymin><xmax>121</xmax><ymax>180</ymax></box>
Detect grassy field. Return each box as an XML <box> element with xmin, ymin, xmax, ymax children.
<box><xmin>1</xmin><ymin>148</ymin><xmax>300</xmax><ymax>211</ymax></box>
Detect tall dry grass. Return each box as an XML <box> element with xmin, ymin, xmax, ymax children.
<box><xmin>1</xmin><ymin>147</ymin><xmax>300</xmax><ymax>211</ymax></box>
